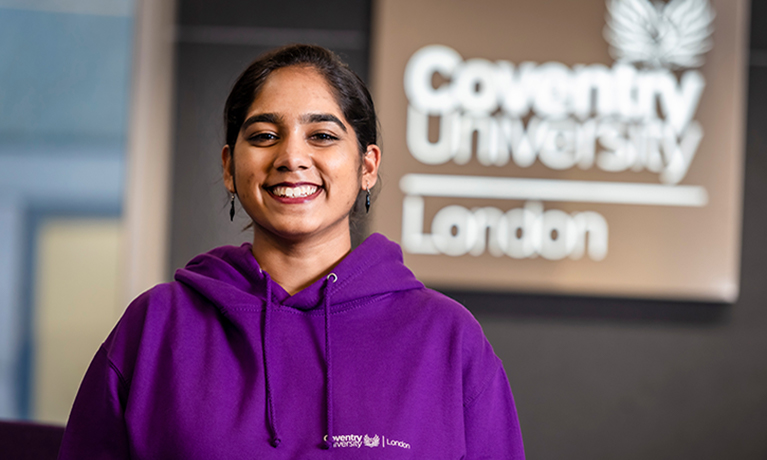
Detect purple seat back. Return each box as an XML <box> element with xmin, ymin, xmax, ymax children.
<box><xmin>0</xmin><ymin>420</ymin><xmax>65</xmax><ymax>460</ymax></box>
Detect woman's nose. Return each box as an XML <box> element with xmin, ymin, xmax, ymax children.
<box><xmin>273</xmin><ymin>134</ymin><xmax>312</xmax><ymax>171</ymax></box>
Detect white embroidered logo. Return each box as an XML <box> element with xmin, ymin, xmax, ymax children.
<box><xmin>329</xmin><ymin>434</ymin><xmax>362</xmax><ymax>448</ymax></box>
<box><xmin>330</xmin><ymin>433</ymin><xmax>410</xmax><ymax>450</ymax></box>
<box><xmin>363</xmin><ymin>434</ymin><xmax>380</xmax><ymax>447</ymax></box>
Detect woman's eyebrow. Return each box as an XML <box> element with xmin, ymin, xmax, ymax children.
<box><xmin>302</xmin><ymin>113</ymin><xmax>347</xmax><ymax>132</ymax></box>
<box><xmin>241</xmin><ymin>113</ymin><xmax>282</xmax><ymax>131</ymax></box>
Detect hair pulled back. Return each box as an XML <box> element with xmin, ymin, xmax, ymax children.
<box><xmin>223</xmin><ymin>44</ymin><xmax>380</xmax><ymax>230</ymax></box>
<box><xmin>224</xmin><ymin>44</ymin><xmax>378</xmax><ymax>158</ymax></box>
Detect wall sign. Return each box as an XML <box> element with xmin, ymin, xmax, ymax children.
<box><xmin>371</xmin><ymin>0</ymin><xmax>748</xmax><ymax>301</ymax></box>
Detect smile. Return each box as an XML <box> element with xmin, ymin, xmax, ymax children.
<box><xmin>268</xmin><ymin>184</ymin><xmax>322</xmax><ymax>199</ymax></box>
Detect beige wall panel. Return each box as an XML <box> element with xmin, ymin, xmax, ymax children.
<box><xmin>33</xmin><ymin>219</ymin><xmax>122</xmax><ymax>424</ymax></box>
<box><xmin>371</xmin><ymin>0</ymin><xmax>748</xmax><ymax>301</ymax></box>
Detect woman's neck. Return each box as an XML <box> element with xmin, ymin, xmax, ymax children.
<box><xmin>251</xmin><ymin>227</ymin><xmax>352</xmax><ymax>295</ymax></box>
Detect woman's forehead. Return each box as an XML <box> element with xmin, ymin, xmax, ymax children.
<box><xmin>248</xmin><ymin>66</ymin><xmax>342</xmax><ymax>115</ymax></box>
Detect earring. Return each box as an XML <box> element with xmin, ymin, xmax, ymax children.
<box><xmin>365</xmin><ymin>183</ymin><xmax>371</xmax><ymax>214</ymax></box>
<box><xmin>229</xmin><ymin>193</ymin><xmax>236</xmax><ymax>221</ymax></box>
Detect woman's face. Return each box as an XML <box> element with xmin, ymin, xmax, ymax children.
<box><xmin>223</xmin><ymin>66</ymin><xmax>380</xmax><ymax>244</ymax></box>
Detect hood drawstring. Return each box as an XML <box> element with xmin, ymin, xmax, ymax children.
<box><xmin>322</xmin><ymin>273</ymin><xmax>337</xmax><ymax>449</ymax></box>
<box><xmin>262</xmin><ymin>273</ymin><xmax>281</xmax><ymax>448</ymax></box>
<box><xmin>262</xmin><ymin>271</ymin><xmax>338</xmax><ymax>450</ymax></box>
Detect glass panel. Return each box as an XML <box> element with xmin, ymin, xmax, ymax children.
<box><xmin>0</xmin><ymin>0</ymin><xmax>134</xmax><ymax>420</ymax></box>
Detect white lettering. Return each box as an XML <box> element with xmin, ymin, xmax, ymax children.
<box><xmin>403</xmin><ymin>45</ymin><xmax>461</xmax><ymax>114</ymax></box>
<box><xmin>597</xmin><ymin>120</ymin><xmax>633</xmax><ymax>172</ymax></box>
<box><xmin>331</xmin><ymin>434</ymin><xmax>363</xmax><ymax>448</ymax></box>
<box><xmin>455</xmin><ymin>115</ymin><xmax>496</xmax><ymax>166</ymax></box>
<box><xmin>497</xmin><ymin>116</ymin><xmax>543</xmax><ymax>168</ymax></box>
<box><xmin>386</xmin><ymin>438</ymin><xmax>412</xmax><ymax>449</ymax></box>
<box><xmin>402</xmin><ymin>198</ymin><xmax>609</xmax><ymax>261</ymax></box>
<box><xmin>453</xmin><ymin>58</ymin><xmax>499</xmax><ymax>115</ymax></box>
<box><xmin>431</xmin><ymin>205</ymin><xmax>479</xmax><ymax>256</ymax></box>
<box><xmin>660</xmin><ymin>121</ymin><xmax>704</xmax><ymax>185</ymax></box>
<box><xmin>495</xmin><ymin>60</ymin><xmax>537</xmax><ymax>117</ymax></box>
<box><xmin>406</xmin><ymin>109</ymin><xmax>699</xmax><ymax>184</ymax></box>
<box><xmin>613</xmin><ymin>64</ymin><xmax>656</xmax><ymax>122</ymax></box>
<box><xmin>402</xmin><ymin>195</ymin><xmax>438</xmax><ymax>254</ymax></box>
<box><xmin>656</xmin><ymin>70</ymin><xmax>706</xmax><ymax>135</ymax></box>
<box><xmin>406</xmin><ymin>105</ymin><xmax>459</xmax><ymax>165</ymax></box>
<box><xmin>499</xmin><ymin>202</ymin><xmax>541</xmax><ymax>259</ymax></box>
<box><xmin>539</xmin><ymin>119</ymin><xmax>578</xmax><ymax>170</ymax></box>
<box><xmin>469</xmin><ymin>207</ymin><xmax>505</xmax><ymax>256</ymax></box>
<box><xmin>571</xmin><ymin>64</ymin><xmax>615</xmax><ymax>120</ymax></box>
<box><xmin>532</xmin><ymin>62</ymin><xmax>572</xmax><ymax>119</ymax></box>
<box><xmin>403</xmin><ymin>45</ymin><xmax>707</xmax><ymax>184</ymax></box>
<box><xmin>570</xmin><ymin>212</ymin><xmax>608</xmax><ymax>261</ymax></box>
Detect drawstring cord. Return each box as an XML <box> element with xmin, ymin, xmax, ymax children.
<box><xmin>262</xmin><ymin>273</ymin><xmax>281</xmax><ymax>448</ymax></box>
<box><xmin>262</xmin><ymin>271</ymin><xmax>337</xmax><ymax>450</ymax></box>
<box><xmin>322</xmin><ymin>273</ymin><xmax>337</xmax><ymax>449</ymax></box>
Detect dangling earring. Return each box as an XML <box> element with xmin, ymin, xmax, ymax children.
<box><xmin>365</xmin><ymin>183</ymin><xmax>371</xmax><ymax>214</ymax></box>
<box><xmin>229</xmin><ymin>193</ymin><xmax>236</xmax><ymax>221</ymax></box>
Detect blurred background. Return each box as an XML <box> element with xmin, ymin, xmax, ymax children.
<box><xmin>0</xmin><ymin>0</ymin><xmax>766</xmax><ymax>459</ymax></box>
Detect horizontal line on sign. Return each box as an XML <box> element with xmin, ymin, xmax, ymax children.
<box><xmin>399</xmin><ymin>174</ymin><xmax>708</xmax><ymax>207</ymax></box>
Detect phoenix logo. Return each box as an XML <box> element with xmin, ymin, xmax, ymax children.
<box><xmin>363</xmin><ymin>434</ymin><xmax>380</xmax><ymax>448</ymax></box>
<box><xmin>604</xmin><ymin>0</ymin><xmax>715</xmax><ymax>69</ymax></box>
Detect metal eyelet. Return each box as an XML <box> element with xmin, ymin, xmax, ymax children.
<box><xmin>326</xmin><ymin>273</ymin><xmax>338</xmax><ymax>282</ymax></box>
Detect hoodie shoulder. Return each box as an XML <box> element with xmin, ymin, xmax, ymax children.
<box><xmin>103</xmin><ymin>243</ymin><xmax>266</xmax><ymax>385</ymax></box>
<box><xmin>102</xmin><ymin>280</ymin><xmax>218</xmax><ymax>386</ymax></box>
<box><xmin>396</xmin><ymin>286</ymin><xmax>502</xmax><ymax>404</ymax></box>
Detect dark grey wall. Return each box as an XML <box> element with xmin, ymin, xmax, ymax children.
<box><xmin>169</xmin><ymin>1</ymin><xmax>767</xmax><ymax>458</ymax></box>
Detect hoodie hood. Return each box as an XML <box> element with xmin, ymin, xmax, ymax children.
<box><xmin>174</xmin><ymin>233</ymin><xmax>423</xmax><ymax>312</ymax></box>
<box><xmin>173</xmin><ymin>233</ymin><xmax>425</xmax><ymax>450</ymax></box>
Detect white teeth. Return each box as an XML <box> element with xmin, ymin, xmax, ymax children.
<box><xmin>271</xmin><ymin>185</ymin><xmax>318</xmax><ymax>198</ymax></box>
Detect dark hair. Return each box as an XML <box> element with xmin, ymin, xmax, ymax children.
<box><xmin>225</xmin><ymin>44</ymin><xmax>377</xmax><ymax>155</ymax></box>
<box><xmin>223</xmin><ymin>44</ymin><xmax>380</xmax><ymax>226</ymax></box>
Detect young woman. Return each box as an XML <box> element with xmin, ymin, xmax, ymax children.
<box><xmin>58</xmin><ymin>44</ymin><xmax>525</xmax><ymax>459</ymax></box>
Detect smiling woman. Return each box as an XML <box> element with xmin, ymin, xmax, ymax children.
<box><xmin>57</xmin><ymin>44</ymin><xmax>525</xmax><ymax>459</ymax></box>
<box><xmin>221</xmin><ymin>61</ymin><xmax>380</xmax><ymax>294</ymax></box>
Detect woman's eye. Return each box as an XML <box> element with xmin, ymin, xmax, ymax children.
<box><xmin>312</xmin><ymin>132</ymin><xmax>338</xmax><ymax>142</ymax></box>
<box><xmin>249</xmin><ymin>132</ymin><xmax>278</xmax><ymax>143</ymax></box>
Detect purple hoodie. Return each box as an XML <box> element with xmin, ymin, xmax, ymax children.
<box><xmin>58</xmin><ymin>233</ymin><xmax>524</xmax><ymax>459</ymax></box>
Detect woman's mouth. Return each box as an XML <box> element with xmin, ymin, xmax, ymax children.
<box><xmin>267</xmin><ymin>183</ymin><xmax>322</xmax><ymax>202</ymax></box>
<box><xmin>270</xmin><ymin>184</ymin><xmax>319</xmax><ymax>198</ymax></box>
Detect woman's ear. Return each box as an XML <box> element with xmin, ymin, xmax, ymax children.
<box><xmin>361</xmin><ymin>144</ymin><xmax>382</xmax><ymax>189</ymax></box>
<box><xmin>222</xmin><ymin>145</ymin><xmax>235</xmax><ymax>193</ymax></box>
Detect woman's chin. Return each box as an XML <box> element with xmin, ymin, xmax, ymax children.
<box><xmin>253</xmin><ymin>218</ymin><xmax>351</xmax><ymax>245</ymax></box>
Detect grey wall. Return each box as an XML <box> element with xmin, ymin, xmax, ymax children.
<box><xmin>169</xmin><ymin>1</ymin><xmax>767</xmax><ymax>458</ymax></box>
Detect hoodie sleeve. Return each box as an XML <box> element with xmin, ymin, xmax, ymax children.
<box><xmin>57</xmin><ymin>346</ymin><xmax>130</xmax><ymax>459</ymax></box>
<box><xmin>463</xmin><ymin>363</ymin><xmax>525</xmax><ymax>460</ymax></box>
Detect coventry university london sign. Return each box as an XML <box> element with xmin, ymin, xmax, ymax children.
<box><xmin>371</xmin><ymin>0</ymin><xmax>748</xmax><ymax>301</ymax></box>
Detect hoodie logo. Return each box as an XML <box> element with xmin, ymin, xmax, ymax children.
<box><xmin>363</xmin><ymin>434</ymin><xmax>380</xmax><ymax>447</ymax></box>
<box><xmin>331</xmin><ymin>433</ymin><xmax>410</xmax><ymax>450</ymax></box>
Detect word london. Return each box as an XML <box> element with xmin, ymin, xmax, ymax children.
<box><xmin>403</xmin><ymin>198</ymin><xmax>608</xmax><ymax>261</ymax></box>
